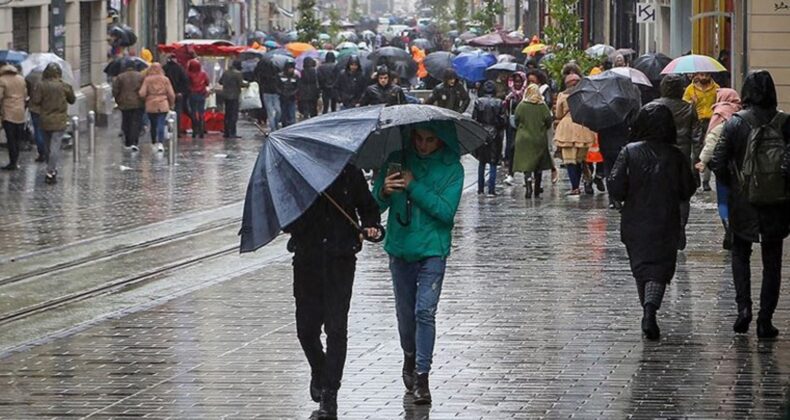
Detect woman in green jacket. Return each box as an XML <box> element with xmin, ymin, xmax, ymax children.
<box><xmin>372</xmin><ymin>122</ymin><xmax>464</xmax><ymax>405</ymax></box>
<box><xmin>513</xmin><ymin>83</ymin><xmax>553</xmax><ymax>198</ymax></box>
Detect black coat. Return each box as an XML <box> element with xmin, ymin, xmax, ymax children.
<box><xmin>279</xmin><ymin>72</ymin><xmax>299</xmax><ymax>100</ymax></box>
<box><xmin>336</xmin><ymin>69</ymin><xmax>366</xmax><ymax>107</ymax></box>
<box><xmin>283</xmin><ymin>166</ymin><xmax>382</xmax><ymax>256</ymax></box>
<box><xmin>298</xmin><ymin>67</ymin><xmax>320</xmax><ymax>102</ymax></box>
<box><xmin>317</xmin><ymin>62</ymin><xmax>338</xmax><ymax>91</ymax></box>
<box><xmin>710</xmin><ymin>107</ymin><xmax>790</xmax><ymax>243</ymax></box>
<box><xmin>163</xmin><ymin>61</ymin><xmax>189</xmax><ymax>96</ymax></box>
<box><xmin>425</xmin><ymin>82</ymin><xmax>470</xmax><ymax>113</ymax></box>
<box><xmin>254</xmin><ymin>60</ymin><xmax>282</xmax><ymax>95</ymax></box>
<box><xmin>597</xmin><ymin>121</ymin><xmax>631</xmax><ymax>155</ymax></box>
<box><xmin>472</xmin><ymin>95</ymin><xmax>506</xmax><ymax>163</ymax></box>
<box><xmin>609</xmin><ymin>103</ymin><xmax>697</xmax><ymax>283</ymax></box>
<box><xmin>652</xmin><ymin>97</ymin><xmax>696</xmax><ymax>147</ymax></box>
<box><xmin>360</xmin><ymin>83</ymin><xmax>406</xmax><ymax>107</ymax></box>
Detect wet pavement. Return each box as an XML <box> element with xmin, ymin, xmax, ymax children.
<box><xmin>1</xmin><ymin>150</ymin><xmax>789</xmax><ymax>418</ymax></box>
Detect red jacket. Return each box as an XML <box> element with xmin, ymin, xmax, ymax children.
<box><xmin>187</xmin><ymin>59</ymin><xmax>209</xmax><ymax>96</ymax></box>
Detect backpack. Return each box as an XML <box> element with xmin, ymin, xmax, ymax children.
<box><xmin>735</xmin><ymin>110</ymin><xmax>790</xmax><ymax>206</ymax></box>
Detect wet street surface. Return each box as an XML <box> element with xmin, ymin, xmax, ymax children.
<box><xmin>1</xmin><ymin>119</ymin><xmax>789</xmax><ymax>418</ymax></box>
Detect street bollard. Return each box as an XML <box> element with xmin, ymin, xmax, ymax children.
<box><xmin>167</xmin><ymin>113</ymin><xmax>177</xmax><ymax>166</ymax></box>
<box><xmin>71</xmin><ymin>116</ymin><xmax>80</xmax><ymax>163</ymax></box>
<box><xmin>88</xmin><ymin>111</ymin><xmax>96</xmax><ymax>155</ymax></box>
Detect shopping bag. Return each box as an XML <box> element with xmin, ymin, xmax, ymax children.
<box><xmin>240</xmin><ymin>82</ymin><xmax>263</xmax><ymax>110</ymax></box>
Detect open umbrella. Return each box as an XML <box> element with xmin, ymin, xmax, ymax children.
<box><xmin>585</xmin><ymin>44</ymin><xmax>615</xmax><ymax>58</ymax></box>
<box><xmin>239</xmin><ymin>104</ymin><xmax>486</xmax><ymax>252</ymax></box>
<box><xmin>468</xmin><ymin>32</ymin><xmax>527</xmax><ymax>47</ymax></box>
<box><xmin>264</xmin><ymin>48</ymin><xmax>294</xmax><ymax>59</ymax></box>
<box><xmin>452</xmin><ymin>51</ymin><xmax>496</xmax><ymax>82</ymax></box>
<box><xmin>567</xmin><ymin>73</ymin><xmax>641</xmax><ymax>132</ymax></box>
<box><xmin>266</xmin><ymin>54</ymin><xmax>295</xmax><ymax>71</ymax></box>
<box><xmin>613</xmin><ymin>48</ymin><xmax>636</xmax><ymax>58</ymax></box>
<box><xmin>632</xmin><ymin>53</ymin><xmax>672</xmax><ymax>85</ymax></box>
<box><xmin>295</xmin><ymin>50</ymin><xmax>321</xmax><ymax>71</ymax></box>
<box><xmin>661</xmin><ymin>54</ymin><xmax>727</xmax><ymax>74</ymax></box>
<box><xmin>522</xmin><ymin>43</ymin><xmax>547</xmax><ymax>54</ymax></box>
<box><xmin>285</xmin><ymin>42</ymin><xmax>316</xmax><ymax>57</ymax></box>
<box><xmin>605</xmin><ymin>67</ymin><xmax>653</xmax><ymax>87</ymax></box>
<box><xmin>485</xmin><ymin>62</ymin><xmax>526</xmax><ymax>79</ymax></box>
<box><xmin>264</xmin><ymin>40</ymin><xmax>280</xmax><ymax>49</ymax></box>
<box><xmin>369</xmin><ymin>47</ymin><xmax>417</xmax><ymax>79</ymax></box>
<box><xmin>336</xmin><ymin>41</ymin><xmax>358</xmax><ymax>52</ymax></box>
<box><xmin>21</xmin><ymin>53</ymin><xmax>76</xmax><ymax>86</ymax></box>
<box><xmin>458</xmin><ymin>31</ymin><xmax>478</xmax><ymax>41</ymax></box>
<box><xmin>336</xmin><ymin>51</ymin><xmax>373</xmax><ymax>76</ymax></box>
<box><xmin>0</xmin><ymin>50</ymin><xmax>28</xmax><ymax>64</ymax></box>
<box><xmin>103</xmin><ymin>56</ymin><xmax>149</xmax><ymax>77</ymax></box>
<box><xmin>108</xmin><ymin>24</ymin><xmax>137</xmax><ymax>47</ymax></box>
<box><xmin>338</xmin><ymin>31</ymin><xmax>358</xmax><ymax>43</ymax></box>
<box><xmin>496</xmin><ymin>54</ymin><xmax>516</xmax><ymax>63</ymax></box>
<box><xmin>411</xmin><ymin>38</ymin><xmax>434</xmax><ymax>51</ymax></box>
<box><xmin>423</xmin><ymin>51</ymin><xmax>455</xmax><ymax>79</ymax></box>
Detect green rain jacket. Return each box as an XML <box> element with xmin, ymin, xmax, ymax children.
<box><xmin>372</xmin><ymin>121</ymin><xmax>465</xmax><ymax>262</ymax></box>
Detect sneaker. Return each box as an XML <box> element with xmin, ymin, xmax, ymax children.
<box><xmin>504</xmin><ymin>175</ymin><xmax>514</xmax><ymax>186</ymax></box>
<box><xmin>130</xmin><ymin>145</ymin><xmax>139</xmax><ymax>152</ymax></box>
<box><xmin>593</xmin><ymin>177</ymin><xmax>606</xmax><ymax>192</ymax></box>
<box><xmin>583</xmin><ymin>181</ymin><xmax>594</xmax><ymax>195</ymax></box>
<box><xmin>1</xmin><ymin>163</ymin><xmax>19</xmax><ymax>170</ymax></box>
<box><xmin>44</xmin><ymin>171</ymin><xmax>57</xmax><ymax>184</ymax></box>
<box><xmin>157</xmin><ymin>143</ymin><xmax>164</xmax><ymax>152</ymax></box>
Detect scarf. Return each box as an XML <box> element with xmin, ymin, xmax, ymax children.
<box><xmin>522</xmin><ymin>83</ymin><xmax>544</xmax><ymax>104</ymax></box>
<box><xmin>507</xmin><ymin>72</ymin><xmax>526</xmax><ymax>99</ymax></box>
<box><xmin>706</xmin><ymin>88</ymin><xmax>741</xmax><ymax>135</ymax></box>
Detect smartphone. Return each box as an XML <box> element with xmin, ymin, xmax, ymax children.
<box><xmin>387</xmin><ymin>162</ymin><xmax>403</xmax><ymax>176</ymax></box>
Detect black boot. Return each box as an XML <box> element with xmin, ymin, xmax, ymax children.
<box><xmin>310</xmin><ymin>371</ymin><xmax>322</xmax><ymax>402</ymax></box>
<box><xmin>524</xmin><ymin>179</ymin><xmax>533</xmax><ymax>198</ymax></box>
<box><xmin>733</xmin><ymin>306</ymin><xmax>752</xmax><ymax>334</ymax></box>
<box><xmin>583</xmin><ymin>181</ymin><xmax>594</xmax><ymax>195</ymax></box>
<box><xmin>678</xmin><ymin>229</ymin><xmax>687</xmax><ymax>251</ymax></box>
<box><xmin>402</xmin><ymin>353</ymin><xmax>416</xmax><ymax>393</ymax></box>
<box><xmin>413</xmin><ymin>373</ymin><xmax>432</xmax><ymax>405</ymax></box>
<box><xmin>756</xmin><ymin>318</ymin><xmax>779</xmax><ymax>339</ymax></box>
<box><xmin>317</xmin><ymin>389</ymin><xmax>337</xmax><ymax>419</ymax></box>
<box><xmin>642</xmin><ymin>304</ymin><xmax>660</xmax><ymax>340</ymax></box>
<box><xmin>593</xmin><ymin>176</ymin><xmax>606</xmax><ymax>192</ymax></box>
<box><xmin>722</xmin><ymin>219</ymin><xmax>732</xmax><ymax>250</ymax></box>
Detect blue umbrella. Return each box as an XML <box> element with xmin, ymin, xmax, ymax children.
<box><xmin>239</xmin><ymin>104</ymin><xmax>487</xmax><ymax>252</ymax></box>
<box><xmin>0</xmin><ymin>50</ymin><xmax>28</xmax><ymax>64</ymax></box>
<box><xmin>452</xmin><ymin>51</ymin><xmax>496</xmax><ymax>82</ymax></box>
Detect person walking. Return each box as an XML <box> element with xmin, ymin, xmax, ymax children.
<box><xmin>297</xmin><ymin>57</ymin><xmax>320</xmax><ymax>119</ymax></box>
<box><xmin>502</xmin><ymin>72</ymin><xmax>526</xmax><ymax>186</ymax></box>
<box><xmin>335</xmin><ymin>56</ymin><xmax>366</xmax><ymax>110</ymax></box>
<box><xmin>317</xmin><ymin>52</ymin><xmax>338</xmax><ymax>114</ymax></box>
<box><xmin>424</xmin><ymin>69</ymin><xmax>469</xmax><ymax>113</ymax></box>
<box><xmin>696</xmin><ymin>88</ymin><xmax>741</xmax><ymax>249</ymax></box>
<box><xmin>138</xmin><ymin>63</ymin><xmax>175</xmax><ymax>152</ymax></box>
<box><xmin>684</xmin><ymin>72</ymin><xmax>720</xmax><ymax>191</ymax></box>
<box><xmin>186</xmin><ymin>59</ymin><xmax>209</xmax><ymax>138</ymax></box>
<box><xmin>162</xmin><ymin>54</ymin><xmax>190</xmax><ymax>137</ymax></box>
<box><xmin>255</xmin><ymin>57</ymin><xmax>282</xmax><ymax>131</ymax></box>
<box><xmin>373</xmin><ymin>124</ymin><xmax>464</xmax><ymax>405</ymax></box>
<box><xmin>360</xmin><ymin>66</ymin><xmax>406</xmax><ymax>107</ymax></box>
<box><xmin>513</xmin><ymin>84</ymin><xmax>553</xmax><ymax>198</ymax></box>
<box><xmin>30</xmin><ymin>63</ymin><xmax>75</xmax><ymax>184</ymax></box>
<box><xmin>553</xmin><ymin>73</ymin><xmax>596</xmax><ymax>195</ymax></box>
<box><xmin>653</xmin><ymin>74</ymin><xmax>698</xmax><ymax>249</ymax></box>
<box><xmin>472</xmin><ymin>80</ymin><xmax>506</xmax><ymax>195</ymax></box>
<box><xmin>112</xmin><ymin>61</ymin><xmax>145</xmax><ymax>151</ymax></box>
<box><xmin>279</xmin><ymin>61</ymin><xmax>299</xmax><ymax>127</ymax></box>
<box><xmin>0</xmin><ymin>63</ymin><xmax>27</xmax><ymax>170</ymax></box>
<box><xmin>24</xmin><ymin>71</ymin><xmax>47</xmax><ymax>162</ymax></box>
<box><xmin>283</xmin><ymin>165</ymin><xmax>383</xmax><ymax>420</ymax></box>
<box><xmin>608</xmin><ymin>103</ymin><xmax>697</xmax><ymax>340</ymax></box>
<box><xmin>710</xmin><ymin>70</ymin><xmax>790</xmax><ymax>339</ymax></box>
<box><xmin>218</xmin><ymin>60</ymin><xmax>247</xmax><ymax>138</ymax></box>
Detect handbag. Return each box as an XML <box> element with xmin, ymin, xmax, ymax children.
<box><xmin>240</xmin><ymin>82</ymin><xmax>263</xmax><ymax>110</ymax></box>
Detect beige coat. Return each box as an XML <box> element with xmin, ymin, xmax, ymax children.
<box><xmin>0</xmin><ymin>65</ymin><xmax>28</xmax><ymax>123</ymax></box>
<box><xmin>138</xmin><ymin>63</ymin><xmax>175</xmax><ymax>113</ymax></box>
<box><xmin>553</xmin><ymin>91</ymin><xmax>596</xmax><ymax>149</ymax></box>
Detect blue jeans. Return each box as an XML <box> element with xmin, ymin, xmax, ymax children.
<box><xmin>30</xmin><ymin>112</ymin><xmax>46</xmax><ymax>157</ymax></box>
<box><xmin>188</xmin><ymin>95</ymin><xmax>206</xmax><ymax>134</ymax></box>
<box><xmin>477</xmin><ymin>161</ymin><xmax>497</xmax><ymax>193</ymax></box>
<box><xmin>147</xmin><ymin>112</ymin><xmax>167</xmax><ymax>144</ymax></box>
<box><xmin>263</xmin><ymin>93</ymin><xmax>281</xmax><ymax>131</ymax></box>
<box><xmin>716</xmin><ymin>180</ymin><xmax>729</xmax><ymax>221</ymax></box>
<box><xmin>390</xmin><ymin>256</ymin><xmax>447</xmax><ymax>373</ymax></box>
<box><xmin>280</xmin><ymin>97</ymin><xmax>296</xmax><ymax>127</ymax></box>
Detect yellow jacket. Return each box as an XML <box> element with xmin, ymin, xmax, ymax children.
<box><xmin>683</xmin><ymin>81</ymin><xmax>719</xmax><ymax>120</ymax></box>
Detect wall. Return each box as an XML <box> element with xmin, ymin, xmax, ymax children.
<box><xmin>747</xmin><ymin>1</ymin><xmax>790</xmax><ymax>111</ymax></box>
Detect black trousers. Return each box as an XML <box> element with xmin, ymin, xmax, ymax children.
<box><xmin>2</xmin><ymin>121</ymin><xmax>24</xmax><ymax>165</ymax></box>
<box><xmin>223</xmin><ymin>99</ymin><xmax>240</xmax><ymax>137</ymax></box>
<box><xmin>293</xmin><ymin>253</ymin><xmax>356</xmax><ymax>391</ymax></box>
<box><xmin>321</xmin><ymin>89</ymin><xmax>336</xmax><ymax>114</ymax></box>
<box><xmin>174</xmin><ymin>95</ymin><xmax>185</xmax><ymax>135</ymax></box>
<box><xmin>300</xmin><ymin>100</ymin><xmax>318</xmax><ymax>119</ymax></box>
<box><xmin>731</xmin><ymin>236</ymin><xmax>783</xmax><ymax>320</ymax></box>
<box><xmin>121</xmin><ymin>108</ymin><xmax>143</xmax><ymax>147</ymax></box>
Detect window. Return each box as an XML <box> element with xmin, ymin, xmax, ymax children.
<box><xmin>12</xmin><ymin>8</ymin><xmax>30</xmax><ymax>52</ymax></box>
<box><xmin>80</xmin><ymin>2</ymin><xmax>93</xmax><ymax>86</ymax></box>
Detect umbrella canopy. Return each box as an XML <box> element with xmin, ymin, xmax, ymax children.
<box><xmin>295</xmin><ymin>50</ymin><xmax>321</xmax><ymax>71</ymax></box>
<box><xmin>336</xmin><ymin>41</ymin><xmax>358</xmax><ymax>51</ymax></box>
<box><xmin>239</xmin><ymin>104</ymin><xmax>487</xmax><ymax>252</ymax></box>
<box><xmin>369</xmin><ymin>47</ymin><xmax>417</xmax><ymax>80</ymax></box>
<box><xmin>423</xmin><ymin>51</ymin><xmax>455</xmax><ymax>79</ymax></box>
<box><xmin>453</xmin><ymin>45</ymin><xmax>478</xmax><ymax>54</ymax></box>
<box><xmin>338</xmin><ymin>31</ymin><xmax>359</xmax><ymax>43</ymax></box>
<box><xmin>318</xmin><ymin>33</ymin><xmax>331</xmax><ymax>41</ymax></box>
<box><xmin>264</xmin><ymin>40</ymin><xmax>280</xmax><ymax>49</ymax></box>
<box><xmin>285</xmin><ymin>42</ymin><xmax>316</xmax><ymax>57</ymax></box>
<box><xmin>108</xmin><ymin>24</ymin><xmax>138</xmax><ymax>47</ymax></box>
<box><xmin>496</xmin><ymin>54</ymin><xmax>516</xmax><ymax>63</ymax></box>
<box><xmin>632</xmin><ymin>53</ymin><xmax>672</xmax><ymax>84</ymax></box>
<box><xmin>361</xmin><ymin>30</ymin><xmax>376</xmax><ymax>38</ymax></box>
<box><xmin>452</xmin><ymin>51</ymin><xmax>496</xmax><ymax>82</ymax></box>
<box><xmin>605</xmin><ymin>67</ymin><xmax>653</xmax><ymax>87</ymax></box>
<box><xmin>614</xmin><ymin>48</ymin><xmax>636</xmax><ymax>58</ymax></box>
<box><xmin>661</xmin><ymin>54</ymin><xmax>727</xmax><ymax>74</ymax></box>
<box><xmin>411</xmin><ymin>38</ymin><xmax>434</xmax><ymax>51</ymax></box>
<box><xmin>336</xmin><ymin>51</ymin><xmax>373</xmax><ymax>76</ymax></box>
<box><xmin>567</xmin><ymin>73</ymin><xmax>641</xmax><ymax>132</ymax></box>
<box><xmin>103</xmin><ymin>56</ymin><xmax>149</xmax><ymax>77</ymax></box>
<box><xmin>20</xmin><ymin>53</ymin><xmax>76</xmax><ymax>86</ymax></box>
<box><xmin>0</xmin><ymin>50</ymin><xmax>28</xmax><ymax>64</ymax></box>
<box><xmin>585</xmin><ymin>44</ymin><xmax>615</xmax><ymax>58</ymax></box>
<box><xmin>522</xmin><ymin>43</ymin><xmax>547</xmax><ymax>54</ymax></box>
<box><xmin>266</xmin><ymin>54</ymin><xmax>295</xmax><ymax>71</ymax></box>
<box><xmin>467</xmin><ymin>32</ymin><xmax>527</xmax><ymax>47</ymax></box>
<box><xmin>264</xmin><ymin>48</ymin><xmax>294</xmax><ymax>58</ymax></box>
<box><xmin>485</xmin><ymin>62</ymin><xmax>526</xmax><ymax>79</ymax></box>
<box><xmin>458</xmin><ymin>31</ymin><xmax>478</xmax><ymax>41</ymax></box>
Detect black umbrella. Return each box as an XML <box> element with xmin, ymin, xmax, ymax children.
<box><xmin>632</xmin><ymin>53</ymin><xmax>673</xmax><ymax>86</ymax></box>
<box><xmin>265</xmin><ymin>54</ymin><xmax>295</xmax><ymax>71</ymax></box>
<box><xmin>108</xmin><ymin>24</ymin><xmax>137</xmax><ymax>47</ymax></box>
<box><xmin>485</xmin><ymin>62</ymin><xmax>525</xmax><ymax>79</ymax></box>
<box><xmin>368</xmin><ymin>46</ymin><xmax>413</xmax><ymax>67</ymax></box>
<box><xmin>239</xmin><ymin>104</ymin><xmax>487</xmax><ymax>252</ymax></box>
<box><xmin>567</xmin><ymin>73</ymin><xmax>641</xmax><ymax>132</ymax></box>
<box><xmin>103</xmin><ymin>56</ymin><xmax>149</xmax><ymax>77</ymax></box>
<box><xmin>423</xmin><ymin>51</ymin><xmax>455</xmax><ymax>79</ymax></box>
<box><xmin>411</xmin><ymin>38</ymin><xmax>434</xmax><ymax>51</ymax></box>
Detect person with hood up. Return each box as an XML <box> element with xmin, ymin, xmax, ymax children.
<box><xmin>25</xmin><ymin>70</ymin><xmax>47</xmax><ymax>162</ymax></box>
<box><xmin>553</xmin><ymin>73</ymin><xmax>596</xmax><ymax>195</ymax></box>
<box><xmin>502</xmin><ymin>71</ymin><xmax>526</xmax><ymax>186</ymax></box>
<box><xmin>335</xmin><ymin>55</ymin><xmax>366</xmax><ymax>109</ymax></box>
<box><xmin>187</xmin><ymin>59</ymin><xmax>209</xmax><ymax>138</ymax></box>
<box><xmin>513</xmin><ymin>83</ymin><xmax>553</xmax><ymax>198</ymax></box>
<box><xmin>710</xmin><ymin>71</ymin><xmax>790</xmax><ymax>339</ymax></box>
<box><xmin>218</xmin><ymin>60</ymin><xmax>248</xmax><ymax>138</ymax></box>
<box><xmin>279</xmin><ymin>61</ymin><xmax>299</xmax><ymax>127</ymax></box>
<box><xmin>696</xmin><ymin>88</ymin><xmax>741</xmax><ymax>249</ymax></box>
<box><xmin>472</xmin><ymin>80</ymin><xmax>506</xmax><ymax>195</ymax></box>
<box><xmin>424</xmin><ymin>68</ymin><xmax>469</xmax><ymax>113</ymax></box>
<box><xmin>255</xmin><ymin>57</ymin><xmax>282</xmax><ymax>131</ymax></box>
<box><xmin>372</xmin><ymin>123</ymin><xmax>464</xmax><ymax>406</ymax></box>
<box><xmin>162</xmin><ymin>54</ymin><xmax>190</xmax><ymax>136</ymax></box>
<box><xmin>360</xmin><ymin>65</ymin><xmax>406</xmax><ymax>107</ymax></box>
<box><xmin>684</xmin><ymin>72</ymin><xmax>720</xmax><ymax>191</ymax></box>
<box><xmin>138</xmin><ymin>63</ymin><xmax>175</xmax><ymax>152</ymax></box>
<box><xmin>653</xmin><ymin>73</ymin><xmax>698</xmax><ymax>249</ymax></box>
<box><xmin>317</xmin><ymin>52</ymin><xmax>338</xmax><ymax>114</ymax></box>
<box><xmin>112</xmin><ymin>60</ymin><xmax>145</xmax><ymax>150</ymax></box>
<box><xmin>298</xmin><ymin>57</ymin><xmax>320</xmax><ymax>119</ymax></box>
<box><xmin>608</xmin><ymin>102</ymin><xmax>697</xmax><ymax>340</ymax></box>
<box><xmin>0</xmin><ymin>63</ymin><xmax>27</xmax><ymax>170</ymax></box>
<box><xmin>30</xmin><ymin>63</ymin><xmax>75</xmax><ymax>184</ymax></box>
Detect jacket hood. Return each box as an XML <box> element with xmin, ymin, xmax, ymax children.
<box><xmin>0</xmin><ymin>64</ymin><xmax>18</xmax><ymax>76</ymax></box>
<box><xmin>741</xmin><ymin>70</ymin><xmax>777</xmax><ymax>109</ymax></box>
<box><xmin>325</xmin><ymin>52</ymin><xmax>336</xmax><ymax>63</ymax></box>
<box><xmin>43</xmin><ymin>63</ymin><xmax>62</xmax><ymax>80</ymax></box>
<box><xmin>345</xmin><ymin>55</ymin><xmax>360</xmax><ymax>71</ymax></box>
<box><xmin>482</xmin><ymin>80</ymin><xmax>496</xmax><ymax>95</ymax></box>
<box><xmin>442</xmin><ymin>68</ymin><xmax>458</xmax><ymax>82</ymax></box>
<box><xmin>631</xmin><ymin>102</ymin><xmax>677</xmax><ymax>144</ymax></box>
<box><xmin>660</xmin><ymin>74</ymin><xmax>686</xmax><ymax>99</ymax></box>
<box><xmin>147</xmin><ymin>62</ymin><xmax>164</xmax><ymax>76</ymax></box>
<box><xmin>187</xmin><ymin>59</ymin><xmax>202</xmax><ymax>73</ymax></box>
<box><xmin>400</xmin><ymin>120</ymin><xmax>461</xmax><ymax>157</ymax></box>
<box><xmin>303</xmin><ymin>57</ymin><xmax>317</xmax><ymax>68</ymax></box>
